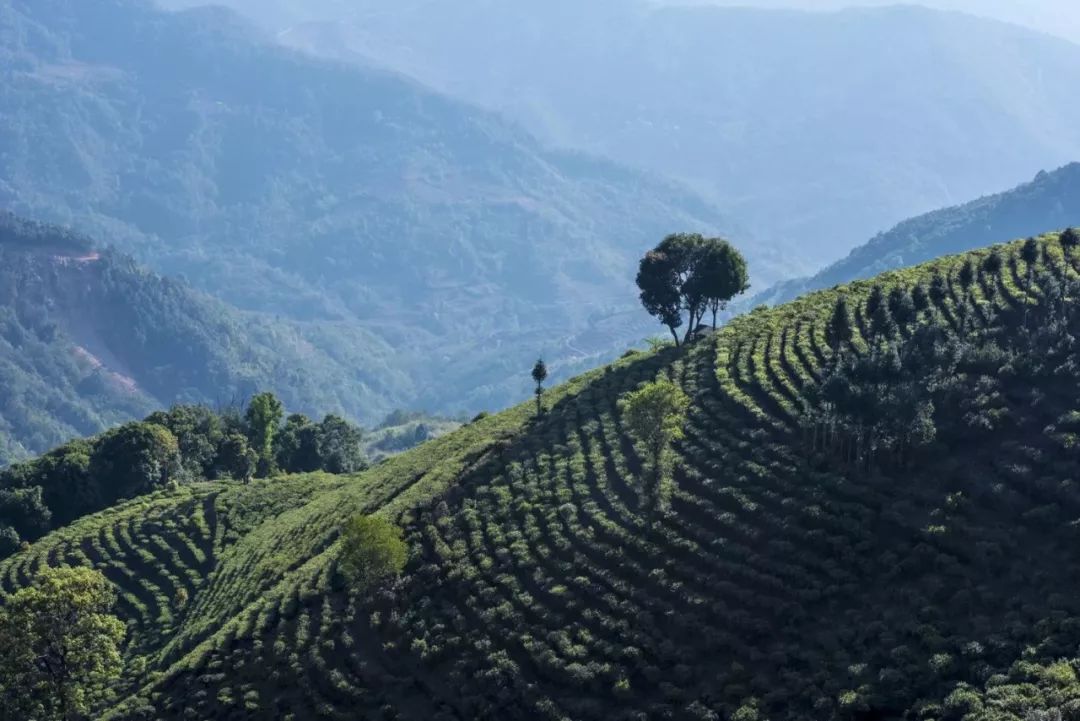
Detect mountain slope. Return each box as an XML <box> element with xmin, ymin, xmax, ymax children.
<box><xmin>679</xmin><ymin>0</ymin><xmax>1080</xmax><ymax>44</ymax></box>
<box><xmin>0</xmin><ymin>213</ymin><xmax>406</xmax><ymax>465</ymax></box>
<box><xmin>760</xmin><ymin>162</ymin><xmax>1080</xmax><ymax>305</ymax></box>
<box><xmin>0</xmin><ymin>0</ymin><xmax>772</xmax><ymax>417</ymax></box>
<box><xmin>181</xmin><ymin>0</ymin><xmax>1080</xmax><ymax>265</ymax></box>
<box><xmin>6</xmin><ymin>231</ymin><xmax>1080</xmax><ymax>719</ymax></box>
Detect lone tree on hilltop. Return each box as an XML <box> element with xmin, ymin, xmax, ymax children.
<box><xmin>0</xmin><ymin>566</ymin><xmax>125</xmax><ymax>721</ymax></box>
<box><xmin>339</xmin><ymin>514</ymin><xmax>408</xmax><ymax>593</ymax></box>
<box><xmin>531</xmin><ymin>358</ymin><xmax>548</xmax><ymax>416</ymax></box>
<box><xmin>636</xmin><ymin>233</ymin><xmax>750</xmax><ymax>345</ymax></box>
<box><xmin>619</xmin><ymin>378</ymin><xmax>690</xmax><ymax>514</ymax></box>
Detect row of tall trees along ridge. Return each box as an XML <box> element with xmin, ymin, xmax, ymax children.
<box><xmin>0</xmin><ymin>393</ymin><xmax>366</xmax><ymax>558</ymax></box>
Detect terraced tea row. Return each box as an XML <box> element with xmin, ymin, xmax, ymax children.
<box><xmin>5</xmin><ymin>233</ymin><xmax>1080</xmax><ymax>720</ymax></box>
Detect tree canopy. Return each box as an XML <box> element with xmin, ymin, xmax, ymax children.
<box><xmin>339</xmin><ymin>515</ymin><xmax>408</xmax><ymax>592</ymax></box>
<box><xmin>618</xmin><ymin>378</ymin><xmax>690</xmax><ymax>511</ymax></box>
<box><xmin>531</xmin><ymin>359</ymin><xmax>549</xmax><ymax>416</ymax></box>
<box><xmin>688</xmin><ymin>239</ymin><xmax>750</xmax><ymax>329</ymax></box>
<box><xmin>0</xmin><ymin>566</ymin><xmax>125</xmax><ymax>721</ymax></box>
<box><xmin>0</xmin><ymin>394</ymin><xmax>368</xmax><ymax>559</ymax></box>
<box><xmin>245</xmin><ymin>393</ymin><xmax>285</xmax><ymax>477</ymax></box>
<box><xmin>636</xmin><ymin>234</ymin><xmax>749</xmax><ymax>344</ymax></box>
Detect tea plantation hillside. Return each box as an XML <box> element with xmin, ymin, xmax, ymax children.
<box><xmin>761</xmin><ymin>162</ymin><xmax>1080</xmax><ymax>306</ymax></box>
<box><xmin>6</xmin><ymin>233</ymin><xmax>1080</xmax><ymax>720</ymax></box>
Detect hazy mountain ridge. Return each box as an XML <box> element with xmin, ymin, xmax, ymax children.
<box><xmin>675</xmin><ymin>0</ymin><xmax>1080</xmax><ymax>43</ymax></box>
<box><xmin>758</xmin><ymin>162</ymin><xmax>1080</xmax><ymax>305</ymax></box>
<box><xmin>0</xmin><ymin>0</ymin><xmax>777</xmax><ymax>419</ymax></box>
<box><xmin>193</xmin><ymin>0</ymin><xmax>1080</xmax><ymax>266</ymax></box>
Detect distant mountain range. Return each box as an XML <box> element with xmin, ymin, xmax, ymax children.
<box><xmin>758</xmin><ymin>163</ymin><xmax>1080</xmax><ymax>304</ymax></box>
<box><xmin>6</xmin><ymin>0</ymin><xmax>1080</xmax><ymax>462</ymax></box>
<box><xmin>176</xmin><ymin>0</ymin><xmax>1080</xmax><ymax>265</ymax></box>
<box><xmin>1</xmin><ymin>0</ymin><xmax>780</xmax><ymax>420</ymax></box>
<box><xmin>0</xmin><ymin>213</ymin><xmax>407</xmax><ymax>466</ymax></box>
<box><xmin>10</xmin><ymin>156</ymin><xmax>1077</xmax><ymax>466</ymax></box>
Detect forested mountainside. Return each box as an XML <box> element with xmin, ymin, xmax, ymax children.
<box><xmin>761</xmin><ymin>163</ymin><xmax>1080</xmax><ymax>305</ymax></box>
<box><xmin>167</xmin><ymin>0</ymin><xmax>1080</xmax><ymax>264</ymax></box>
<box><xmin>0</xmin><ymin>213</ymin><xmax>406</xmax><ymax>466</ymax></box>
<box><xmin>0</xmin><ymin>0</ymin><xmax>773</xmax><ymax>418</ymax></box>
<box><xmin>7</xmin><ymin>231</ymin><xmax>1080</xmax><ymax>720</ymax></box>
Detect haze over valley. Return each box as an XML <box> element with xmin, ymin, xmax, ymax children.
<box><xmin>158</xmin><ymin>0</ymin><xmax>1080</xmax><ymax>268</ymax></box>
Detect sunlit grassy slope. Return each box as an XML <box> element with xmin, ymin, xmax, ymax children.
<box><xmin>6</xmin><ymin>233</ymin><xmax>1080</xmax><ymax>720</ymax></box>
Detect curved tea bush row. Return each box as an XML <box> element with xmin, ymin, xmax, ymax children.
<box><xmin>6</xmin><ymin>233</ymin><xmax>1080</xmax><ymax>720</ymax></box>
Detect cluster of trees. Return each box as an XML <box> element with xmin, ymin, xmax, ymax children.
<box><xmin>0</xmin><ymin>393</ymin><xmax>367</xmax><ymax>557</ymax></box>
<box><xmin>809</xmin><ymin>271</ymin><xmax>1005</xmax><ymax>468</ymax></box>
<box><xmin>148</xmin><ymin>393</ymin><xmax>366</xmax><ymax>482</ymax></box>
<box><xmin>636</xmin><ymin>233</ymin><xmax>750</xmax><ymax>345</ymax></box>
<box><xmin>809</xmin><ymin>319</ymin><xmax>951</xmax><ymax>468</ymax></box>
<box><xmin>808</xmin><ymin>235</ymin><xmax>1080</xmax><ymax>470</ymax></box>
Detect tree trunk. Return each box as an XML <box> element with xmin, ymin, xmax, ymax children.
<box><xmin>683</xmin><ymin>304</ymin><xmax>703</xmax><ymax>344</ymax></box>
<box><xmin>683</xmin><ymin>310</ymin><xmax>699</xmax><ymax>344</ymax></box>
<box><xmin>668</xmin><ymin>324</ymin><xmax>681</xmax><ymax>346</ymax></box>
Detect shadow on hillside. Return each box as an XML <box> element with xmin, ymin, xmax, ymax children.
<box><xmin>426</xmin><ymin>343</ymin><xmax>690</xmax><ymax>515</ymax></box>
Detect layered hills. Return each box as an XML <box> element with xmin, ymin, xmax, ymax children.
<box><xmin>5</xmin><ymin>231</ymin><xmax>1080</xmax><ymax>719</ymax></box>
<box><xmin>175</xmin><ymin>0</ymin><xmax>1080</xmax><ymax>263</ymax></box>
<box><xmin>0</xmin><ymin>213</ymin><xmax>405</xmax><ymax>466</ymax></box>
<box><xmin>0</xmin><ymin>0</ymin><xmax>767</xmax><ymax>417</ymax></box>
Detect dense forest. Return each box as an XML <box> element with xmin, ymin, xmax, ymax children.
<box><xmin>0</xmin><ymin>213</ymin><xmax>411</xmax><ymax>465</ymax></box>
<box><xmin>4</xmin><ymin>231</ymin><xmax>1080</xmax><ymax>719</ymax></box>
